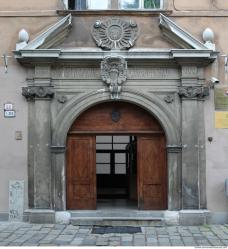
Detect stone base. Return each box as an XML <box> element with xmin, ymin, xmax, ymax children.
<box><xmin>22</xmin><ymin>209</ymin><xmax>228</xmax><ymax>225</ymax></box>
<box><xmin>0</xmin><ymin>212</ymin><xmax>8</xmax><ymax>221</ymax></box>
<box><xmin>179</xmin><ymin>210</ymin><xmax>211</xmax><ymax>226</ymax></box>
<box><xmin>24</xmin><ymin>209</ymin><xmax>55</xmax><ymax>224</ymax></box>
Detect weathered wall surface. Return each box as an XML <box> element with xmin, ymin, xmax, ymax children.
<box><xmin>0</xmin><ymin>0</ymin><xmax>228</xmax><ymax>218</ymax></box>
<box><xmin>0</xmin><ymin>65</ymin><xmax>27</xmax><ymax>215</ymax></box>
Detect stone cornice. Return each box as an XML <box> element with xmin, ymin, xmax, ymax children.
<box><xmin>14</xmin><ymin>48</ymin><xmax>217</xmax><ymax>66</ymax></box>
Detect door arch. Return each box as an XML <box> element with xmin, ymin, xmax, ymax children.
<box><xmin>66</xmin><ymin>101</ymin><xmax>167</xmax><ymax>210</ymax></box>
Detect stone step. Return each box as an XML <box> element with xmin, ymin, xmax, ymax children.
<box><xmin>70</xmin><ymin>211</ymin><xmax>165</xmax><ymax>226</ymax></box>
<box><xmin>71</xmin><ymin>210</ymin><xmax>164</xmax><ymax>218</ymax></box>
<box><xmin>70</xmin><ymin>216</ymin><xmax>164</xmax><ymax>226</ymax></box>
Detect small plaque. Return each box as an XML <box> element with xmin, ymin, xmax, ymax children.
<box><xmin>9</xmin><ymin>180</ymin><xmax>24</xmax><ymax>221</ymax></box>
<box><xmin>214</xmin><ymin>87</ymin><xmax>228</xmax><ymax>110</ymax></box>
<box><xmin>4</xmin><ymin>103</ymin><xmax>13</xmax><ymax>110</ymax></box>
<box><xmin>4</xmin><ymin>110</ymin><xmax>16</xmax><ymax>118</ymax></box>
<box><xmin>15</xmin><ymin>131</ymin><xmax>22</xmax><ymax>140</ymax></box>
<box><xmin>215</xmin><ymin>111</ymin><xmax>228</xmax><ymax>128</ymax></box>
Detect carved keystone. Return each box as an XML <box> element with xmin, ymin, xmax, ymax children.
<box><xmin>101</xmin><ymin>56</ymin><xmax>127</xmax><ymax>100</ymax></box>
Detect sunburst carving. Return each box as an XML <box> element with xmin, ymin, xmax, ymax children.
<box><xmin>92</xmin><ymin>18</ymin><xmax>138</xmax><ymax>50</ymax></box>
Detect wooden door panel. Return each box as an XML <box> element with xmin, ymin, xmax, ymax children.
<box><xmin>138</xmin><ymin>135</ymin><xmax>167</xmax><ymax>210</ymax></box>
<box><xmin>67</xmin><ymin>135</ymin><xmax>96</xmax><ymax>210</ymax></box>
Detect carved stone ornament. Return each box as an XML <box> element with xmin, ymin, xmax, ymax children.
<box><xmin>22</xmin><ymin>86</ymin><xmax>54</xmax><ymax>100</ymax></box>
<box><xmin>57</xmin><ymin>95</ymin><xmax>67</xmax><ymax>103</ymax></box>
<box><xmin>111</xmin><ymin>110</ymin><xmax>121</xmax><ymax>122</ymax></box>
<box><xmin>178</xmin><ymin>86</ymin><xmax>209</xmax><ymax>99</ymax></box>
<box><xmin>101</xmin><ymin>56</ymin><xmax>127</xmax><ymax>99</ymax></box>
<box><xmin>92</xmin><ymin>18</ymin><xmax>138</xmax><ymax>50</ymax></box>
<box><xmin>164</xmin><ymin>95</ymin><xmax>174</xmax><ymax>103</ymax></box>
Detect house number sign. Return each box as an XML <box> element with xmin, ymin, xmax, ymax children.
<box><xmin>4</xmin><ymin>103</ymin><xmax>16</xmax><ymax>118</ymax></box>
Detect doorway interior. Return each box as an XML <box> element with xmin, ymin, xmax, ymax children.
<box><xmin>96</xmin><ymin>135</ymin><xmax>137</xmax><ymax>210</ymax></box>
<box><xmin>66</xmin><ymin>101</ymin><xmax>167</xmax><ymax>211</ymax></box>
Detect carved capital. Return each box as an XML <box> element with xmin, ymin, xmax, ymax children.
<box><xmin>178</xmin><ymin>86</ymin><xmax>209</xmax><ymax>99</ymax></box>
<box><xmin>101</xmin><ymin>56</ymin><xmax>127</xmax><ymax>99</ymax></box>
<box><xmin>92</xmin><ymin>18</ymin><xmax>138</xmax><ymax>50</ymax></box>
<box><xmin>22</xmin><ymin>86</ymin><xmax>54</xmax><ymax>100</ymax></box>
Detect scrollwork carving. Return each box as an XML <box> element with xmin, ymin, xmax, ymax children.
<box><xmin>101</xmin><ymin>56</ymin><xmax>127</xmax><ymax>100</ymax></box>
<box><xmin>22</xmin><ymin>86</ymin><xmax>54</xmax><ymax>100</ymax></box>
<box><xmin>178</xmin><ymin>86</ymin><xmax>209</xmax><ymax>99</ymax></box>
<box><xmin>92</xmin><ymin>18</ymin><xmax>138</xmax><ymax>50</ymax></box>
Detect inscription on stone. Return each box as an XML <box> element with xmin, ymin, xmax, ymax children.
<box><xmin>9</xmin><ymin>180</ymin><xmax>24</xmax><ymax>221</ymax></box>
<box><xmin>127</xmin><ymin>68</ymin><xmax>179</xmax><ymax>79</ymax></box>
<box><xmin>182</xmin><ymin>66</ymin><xmax>198</xmax><ymax>77</ymax></box>
<box><xmin>52</xmin><ymin>67</ymin><xmax>100</xmax><ymax>79</ymax></box>
<box><xmin>51</xmin><ymin>67</ymin><xmax>179</xmax><ymax>80</ymax></box>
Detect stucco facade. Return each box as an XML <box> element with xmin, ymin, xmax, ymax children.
<box><xmin>0</xmin><ymin>0</ymin><xmax>227</xmax><ymax>224</ymax></box>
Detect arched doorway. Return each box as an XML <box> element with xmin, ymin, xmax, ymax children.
<box><xmin>66</xmin><ymin>102</ymin><xmax>167</xmax><ymax>210</ymax></box>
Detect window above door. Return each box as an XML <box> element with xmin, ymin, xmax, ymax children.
<box><xmin>67</xmin><ymin>0</ymin><xmax>163</xmax><ymax>10</ymax></box>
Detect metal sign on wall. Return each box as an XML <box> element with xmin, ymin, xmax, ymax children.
<box><xmin>4</xmin><ymin>102</ymin><xmax>16</xmax><ymax>118</ymax></box>
<box><xmin>214</xmin><ymin>87</ymin><xmax>228</xmax><ymax>128</ymax></box>
<box><xmin>214</xmin><ymin>86</ymin><xmax>228</xmax><ymax>110</ymax></box>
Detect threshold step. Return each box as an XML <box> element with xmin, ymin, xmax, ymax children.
<box><xmin>70</xmin><ymin>217</ymin><xmax>165</xmax><ymax>226</ymax></box>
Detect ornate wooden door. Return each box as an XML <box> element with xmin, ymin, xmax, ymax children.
<box><xmin>137</xmin><ymin>134</ymin><xmax>167</xmax><ymax>210</ymax></box>
<box><xmin>67</xmin><ymin>135</ymin><xmax>96</xmax><ymax>210</ymax></box>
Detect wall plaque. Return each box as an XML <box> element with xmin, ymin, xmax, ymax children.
<box><xmin>214</xmin><ymin>86</ymin><xmax>228</xmax><ymax>110</ymax></box>
<box><xmin>9</xmin><ymin>180</ymin><xmax>24</xmax><ymax>221</ymax></box>
<box><xmin>215</xmin><ymin>111</ymin><xmax>228</xmax><ymax>129</ymax></box>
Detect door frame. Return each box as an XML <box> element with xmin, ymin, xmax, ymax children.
<box><xmin>66</xmin><ymin>131</ymin><xmax>167</xmax><ymax>210</ymax></box>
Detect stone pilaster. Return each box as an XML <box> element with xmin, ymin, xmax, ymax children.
<box><xmin>23</xmin><ymin>65</ymin><xmax>54</xmax><ymax>209</ymax></box>
<box><xmin>167</xmin><ymin>145</ymin><xmax>182</xmax><ymax>210</ymax></box>
<box><xmin>179</xmin><ymin>65</ymin><xmax>208</xmax><ymax>210</ymax></box>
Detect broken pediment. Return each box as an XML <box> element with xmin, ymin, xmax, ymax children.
<box><xmin>14</xmin><ymin>13</ymin><xmax>217</xmax><ymax>66</ymax></box>
<box><xmin>15</xmin><ymin>13</ymin><xmax>210</xmax><ymax>51</ymax></box>
<box><xmin>16</xmin><ymin>14</ymin><xmax>72</xmax><ymax>50</ymax></box>
<box><xmin>159</xmin><ymin>14</ymin><xmax>208</xmax><ymax>50</ymax></box>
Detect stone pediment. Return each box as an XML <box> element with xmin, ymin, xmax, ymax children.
<box><xmin>14</xmin><ymin>14</ymin><xmax>217</xmax><ymax>65</ymax></box>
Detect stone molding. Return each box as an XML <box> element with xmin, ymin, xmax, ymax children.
<box><xmin>178</xmin><ymin>86</ymin><xmax>209</xmax><ymax>99</ymax></box>
<box><xmin>101</xmin><ymin>56</ymin><xmax>127</xmax><ymax>99</ymax></box>
<box><xmin>51</xmin><ymin>146</ymin><xmax>66</xmax><ymax>154</ymax></box>
<box><xmin>92</xmin><ymin>18</ymin><xmax>138</xmax><ymax>50</ymax></box>
<box><xmin>22</xmin><ymin>86</ymin><xmax>54</xmax><ymax>100</ymax></box>
<box><xmin>167</xmin><ymin>144</ymin><xmax>182</xmax><ymax>153</ymax></box>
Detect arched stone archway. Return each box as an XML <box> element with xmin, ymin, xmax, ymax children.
<box><xmin>51</xmin><ymin>90</ymin><xmax>181</xmax><ymax>211</ymax></box>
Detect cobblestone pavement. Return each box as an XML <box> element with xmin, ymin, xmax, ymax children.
<box><xmin>0</xmin><ymin>222</ymin><xmax>228</xmax><ymax>246</ymax></box>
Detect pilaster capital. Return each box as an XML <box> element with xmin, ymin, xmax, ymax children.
<box><xmin>22</xmin><ymin>86</ymin><xmax>54</xmax><ymax>101</ymax></box>
<box><xmin>178</xmin><ymin>86</ymin><xmax>209</xmax><ymax>100</ymax></box>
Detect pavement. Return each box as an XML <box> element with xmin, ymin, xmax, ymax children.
<box><xmin>0</xmin><ymin>222</ymin><xmax>228</xmax><ymax>246</ymax></box>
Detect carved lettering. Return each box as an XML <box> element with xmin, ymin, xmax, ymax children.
<box><xmin>52</xmin><ymin>67</ymin><xmax>100</xmax><ymax>79</ymax></box>
<box><xmin>182</xmin><ymin>66</ymin><xmax>198</xmax><ymax>77</ymax></box>
<box><xmin>127</xmin><ymin>68</ymin><xmax>178</xmax><ymax>79</ymax></box>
